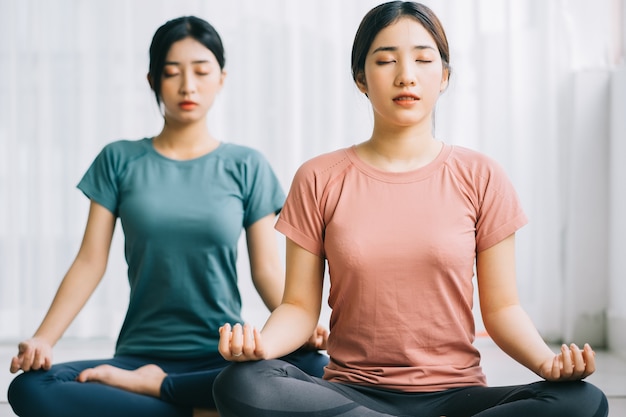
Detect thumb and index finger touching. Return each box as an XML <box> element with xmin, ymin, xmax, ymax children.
<box><xmin>218</xmin><ymin>323</ymin><xmax>265</xmax><ymax>362</ymax></box>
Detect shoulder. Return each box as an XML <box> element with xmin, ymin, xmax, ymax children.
<box><xmin>445</xmin><ymin>145</ymin><xmax>510</xmax><ymax>183</ymax></box>
<box><xmin>97</xmin><ymin>138</ymin><xmax>152</xmax><ymax>162</ymax></box>
<box><xmin>293</xmin><ymin>148</ymin><xmax>352</xmax><ymax>182</ymax></box>
<box><xmin>219</xmin><ymin>143</ymin><xmax>265</xmax><ymax>159</ymax></box>
<box><xmin>86</xmin><ymin>139</ymin><xmax>151</xmax><ymax>176</ymax></box>
<box><xmin>446</xmin><ymin>145</ymin><xmax>502</xmax><ymax>171</ymax></box>
<box><xmin>218</xmin><ymin>143</ymin><xmax>272</xmax><ymax>166</ymax></box>
<box><xmin>444</xmin><ymin>145</ymin><xmax>519</xmax><ymax>203</ymax></box>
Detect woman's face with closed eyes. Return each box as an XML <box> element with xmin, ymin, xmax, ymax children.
<box><xmin>157</xmin><ymin>36</ymin><xmax>225</xmax><ymax>125</ymax></box>
<box><xmin>357</xmin><ymin>17</ymin><xmax>449</xmax><ymax>129</ymax></box>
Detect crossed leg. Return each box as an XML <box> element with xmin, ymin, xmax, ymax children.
<box><xmin>78</xmin><ymin>364</ymin><xmax>219</xmax><ymax>416</ymax></box>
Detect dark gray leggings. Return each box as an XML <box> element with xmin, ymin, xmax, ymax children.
<box><xmin>7</xmin><ymin>349</ymin><xmax>328</xmax><ymax>417</ymax></box>
<box><xmin>213</xmin><ymin>359</ymin><xmax>609</xmax><ymax>417</ymax></box>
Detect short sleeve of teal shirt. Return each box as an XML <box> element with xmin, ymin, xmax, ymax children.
<box><xmin>77</xmin><ymin>139</ymin><xmax>285</xmax><ymax>358</ymax></box>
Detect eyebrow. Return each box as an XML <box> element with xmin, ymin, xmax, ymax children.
<box><xmin>371</xmin><ymin>45</ymin><xmax>435</xmax><ymax>54</ymax></box>
<box><xmin>164</xmin><ymin>60</ymin><xmax>211</xmax><ymax>65</ymax></box>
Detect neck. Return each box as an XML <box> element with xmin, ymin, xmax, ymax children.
<box><xmin>153</xmin><ymin>119</ymin><xmax>218</xmax><ymax>160</ymax></box>
<box><xmin>357</xmin><ymin>124</ymin><xmax>441</xmax><ymax>172</ymax></box>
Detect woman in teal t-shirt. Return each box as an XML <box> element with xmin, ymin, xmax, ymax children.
<box><xmin>8</xmin><ymin>16</ymin><xmax>328</xmax><ymax>417</ymax></box>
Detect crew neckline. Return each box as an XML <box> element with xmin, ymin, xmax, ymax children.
<box><xmin>146</xmin><ymin>137</ymin><xmax>224</xmax><ymax>163</ymax></box>
<box><xmin>345</xmin><ymin>142</ymin><xmax>451</xmax><ymax>183</ymax></box>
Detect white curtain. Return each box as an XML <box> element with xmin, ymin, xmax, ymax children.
<box><xmin>0</xmin><ymin>0</ymin><xmax>623</xmax><ymax>345</ymax></box>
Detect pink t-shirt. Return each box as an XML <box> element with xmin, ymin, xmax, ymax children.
<box><xmin>276</xmin><ymin>144</ymin><xmax>528</xmax><ymax>392</ymax></box>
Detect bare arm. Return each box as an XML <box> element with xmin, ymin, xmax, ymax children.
<box><xmin>245</xmin><ymin>214</ymin><xmax>284</xmax><ymax>312</ymax></box>
<box><xmin>245</xmin><ymin>215</ymin><xmax>329</xmax><ymax>350</ymax></box>
<box><xmin>477</xmin><ymin>233</ymin><xmax>596</xmax><ymax>381</ymax></box>
<box><xmin>219</xmin><ymin>238</ymin><xmax>325</xmax><ymax>361</ymax></box>
<box><xmin>10</xmin><ymin>201</ymin><xmax>116</xmax><ymax>373</ymax></box>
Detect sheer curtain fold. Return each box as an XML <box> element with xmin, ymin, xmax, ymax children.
<box><xmin>0</xmin><ymin>0</ymin><xmax>621</xmax><ymax>345</ymax></box>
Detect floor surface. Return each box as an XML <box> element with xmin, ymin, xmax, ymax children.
<box><xmin>0</xmin><ymin>338</ymin><xmax>624</xmax><ymax>416</ymax></box>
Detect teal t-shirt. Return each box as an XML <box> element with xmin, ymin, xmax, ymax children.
<box><xmin>77</xmin><ymin>138</ymin><xmax>285</xmax><ymax>358</ymax></box>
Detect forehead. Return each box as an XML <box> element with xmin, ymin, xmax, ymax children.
<box><xmin>165</xmin><ymin>37</ymin><xmax>217</xmax><ymax>62</ymax></box>
<box><xmin>369</xmin><ymin>17</ymin><xmax>437</xmax><ymax>51</ymax></box>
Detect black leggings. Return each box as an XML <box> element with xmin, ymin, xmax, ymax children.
<box><xmin>8</xmin><ymin>349</ymin><xmax>328</xmax><ymax>417</ymax></box>
<box><xmin>213</xmin><ymin>359</ymin><xmax>609</xmax><ymax>417</ymax></box>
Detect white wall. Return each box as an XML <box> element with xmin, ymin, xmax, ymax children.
<box><xmin>562</xmin><ymin>71</ymin><xmax>611</xmax><ymax>346</ymax></box>
<box><xmin>608</xmin><ymin>65</ymin><xmax>626</xmax><ymax>358</ymax></box>
<box><xmin>0</xmin><ymin>0</ymin><xmax>624</xmax><ymax>352</ymax></box>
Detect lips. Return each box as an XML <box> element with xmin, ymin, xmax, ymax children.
<box><xmin>179</xmin><ymin>101</ymin><xmax>198</xmax><ymax>110</ymax></box>
<box><xmin>393</xmin><ymin>94</ymin><xmax>420</xmax><ymax>102</ymax></box>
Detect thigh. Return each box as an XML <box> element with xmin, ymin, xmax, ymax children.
<box><xmin>8</xmin><ymin>357</ymin><xmax>189</xmax><ymax>417</ymax></box>
<box><xmin>438</xmin><ymin>382</ymin><xmax>608</xmax><ymax>417</ymax></box>
<box><xmin>160</xmin><ymin>350</ymin><xmax>329</xmax><ymax>409</ymax></box>
<box><xmin>213</xmin><ymin>359</ymin><xmax>397</xmax><ymax>417</ymax></box>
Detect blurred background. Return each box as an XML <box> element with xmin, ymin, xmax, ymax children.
<box><xmin>0</xmin><ymin>0</ymin><xmax>625</xmax><ymax>358</ymax></box>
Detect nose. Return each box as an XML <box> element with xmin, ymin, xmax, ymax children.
<box><xmin>396</xmin><ymin>60</ymin><xmax>416</xmax><ymax>87</ymax></box>
<box><xmin>179</xmin><ymin>70</ymin><xmax>197</xmax><ymax>95</ymax></box>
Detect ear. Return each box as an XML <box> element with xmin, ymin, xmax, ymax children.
<box><xmin>147</xmin><ymin>73</ymin><xmax>155</xmax><ymax>90</ymax></box>
<box><xmin>355</xmin><ymin>72</ymin><xmax>368</xmax><ymax>95</ymax></box>
<box><xmin>439</xmin><ymin>67</ymin><xmax>450</xmax><ymax>93</ymax></box>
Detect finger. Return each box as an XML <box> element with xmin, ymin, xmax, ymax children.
<box><xmin>217</xmin><ymin>323</ymin><xmax>233</xmax><ymax>358</ymax></box>
<box><xmin>313</xmin><ymin>332</ymin><xmax>325</xmax><ymax>349</ymax></box>
<box><xmin>230</xmin><ymin>323</ymin><xmax>244</xmax><ymax>358</ymax></box>
<box><xmin>242</xmin><ymin>324</ymin><xmax>256</xmax><ymax>357</ymax></box>
<box><xmin>19</xmin><ymin>347</ymin><xmax>35</xmax><ymax>372</ymax></box>
<box><xmin>18</xmin><ymin>341</ymin><xmax>31</xmax><ymax>354</ymax></box>
<box><xmin>549</xmin><ymin>355</ymin><xmax>561</xmax><ymax>380</ymax></box>
<box><xmin>252</xmin><ymin>327</ymin><xmax>265</xmax><ymax>359</ymax></box>
<box><xmin>9</xmin><ymin>356</ymin><xmax>23</xmax><ymax>374</ymax></box>
<box><xmin>31</xmin><ymin>348</ymin><xmax>45</xmax><ymax>371</ymax></box>
<box><xmin>582</xmin><ymin>343</ymin><xmax>596</xmax><ymax>377</ymax></box>
<box><xmin>319</xmin><ymin>328</ymin><xmax>329</xmax><ymax>349</ymax></box>
<box><xmin>560</xmin><ymin>344</ymin><xmax>573</xmax><ymax>377</ymax></box>
<box><xmin>310</xmin><ymin>335</ymin><xmax>321</xmax><ymax>349</ymax></box>
<box><xmin>33</xmin><ymin>347</ymin><xmax>50</xmax><ymax>371</ymax></box>
<box><xmin>570</xmin><ymin>344</ymin><xmax>586</xmax><ymax>376</ymax></box>
<box><xmin>43</xmin><ymin>353</ymin><xmax>53</xmax><ymax>371</ymax></box>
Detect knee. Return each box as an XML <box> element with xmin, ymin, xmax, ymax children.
<box><xmin>552</xmin><ymin>381</ymin><xmax>608</xmax><ymax>417</ymax></box>
<box><xmin>582</xmin><ymin>382</ymin><xmax>608</xmax><ymax>417</ymax></box>
<box><xmin>213</xmin><ymin>360</ymin><xmax>283</xmax><ymax>409</ymax></box>
<box><xmin>8</xmin><ymin>368</ymin><xmax>75</xmax><ymax>417</ymax></box>
<box><xmin>8</xmin><ymin>372</ymin><xmax>44</xmax><ymax>416</ymax></box>
<box><xmin>7</xmin><ymin>374</ymin><xmax>22</xmax><ymax>406</ymax></box>
<box><xmin>213</xmin><ymin>363</ymin><xmax>247</xmax><ymax>414</ymax></box>
<box><xmin>213</xmin><ymin>362</ymin><xmax>257</xmax><ymax>400</ymax></box>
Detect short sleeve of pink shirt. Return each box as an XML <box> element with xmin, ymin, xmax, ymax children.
<box><xmin>276</xmin><ymin>144</ymin><xmax>528</xmax><ymax>392</ymax></box>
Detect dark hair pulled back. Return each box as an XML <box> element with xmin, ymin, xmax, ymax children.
<box><xmin>351</xmin><ymin>1</ymin><xmax>451</xmax><ymax>85</ymax></box>
<box><xmin>148</xmin><ymin>16</ymin><xmax>225</xmax><ymax>106</ymax></box>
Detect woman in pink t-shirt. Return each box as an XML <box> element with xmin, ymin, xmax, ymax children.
<box><xmin>213</xmin><ymin>2</ymin><xmax>608</xmax><ymax>416</ymax></box>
